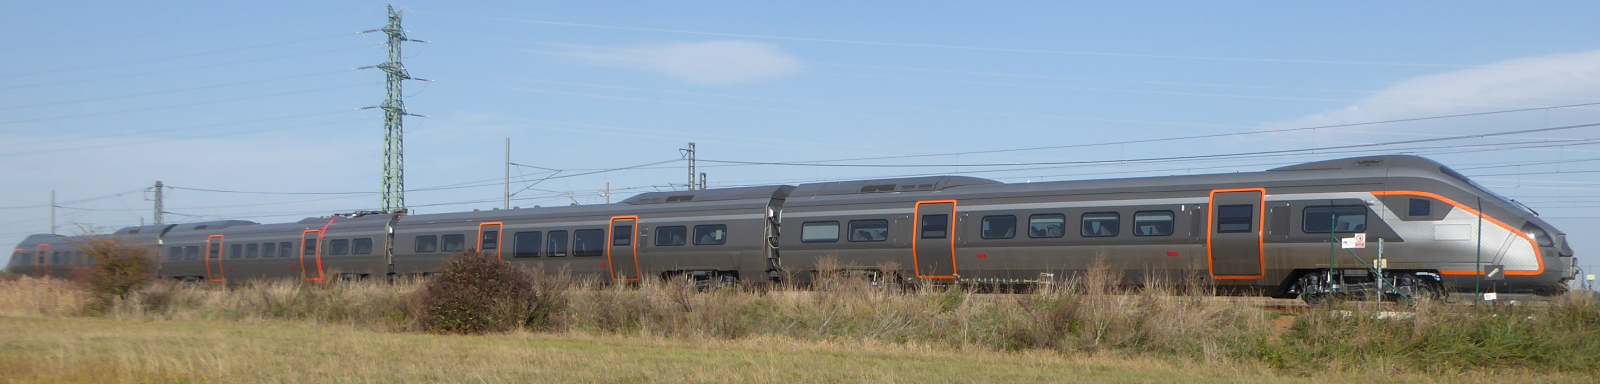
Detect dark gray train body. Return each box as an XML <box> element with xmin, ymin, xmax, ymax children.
<box><xmin>6</xmin><ymin>155</ymin><xmax>1578</xmax><ymax>297</ymax></box>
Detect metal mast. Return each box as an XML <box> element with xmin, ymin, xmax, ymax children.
<box><xmin>152</xmin><ymin>181</ymin><xmax>164</xmax><ymax>226</ymax></box>
<box><xmin>681</xmin><ymin>142</ymin><xmax>697</xmax><ymax>190</ymax></box>
<box><xmin>362</xmin><ymin>5</ymin><xmax>427</xmax><ymax>214</ymax></box>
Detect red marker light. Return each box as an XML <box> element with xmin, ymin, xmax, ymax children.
<box><xmin>976</xmin><ymin>253</ymin><xmax>988</xmax><ymax>259</ymax></box>
<box><xmin>599</xmin><ymin>262</ymin><xmax>606</xmax><ymax>268</ymax></box>
<box><xmin>1166</xmin><ymin>251</ymin><xmax>1180</xmax><ymax>257</ymax></box>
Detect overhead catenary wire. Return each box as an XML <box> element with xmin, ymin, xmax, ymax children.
<box><xmin>419</xmin><ymin>11</ymin><xmax>1567</xmax><ymax>69</ymax></box>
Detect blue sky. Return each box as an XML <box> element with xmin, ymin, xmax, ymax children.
<box><xmin>4</xmin><ymin>1</ymin><xmax>1600</xmax><ymax>285</ymax></box>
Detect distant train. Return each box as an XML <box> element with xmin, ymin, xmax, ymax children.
<box><xmin>7</xmin><ymin>155</ymin><xmax>1579</xmax><ymax>302</ymax></box>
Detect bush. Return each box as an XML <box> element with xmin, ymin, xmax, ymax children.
<box><xmin>416</xmin><ymin>249</ymin><xmax>539</xmax><ymax>334</ymax></box>
<box><xmin>70</xmin><ymin>236</ymin><xmax>155</xmax><ymax>314</ymax></box>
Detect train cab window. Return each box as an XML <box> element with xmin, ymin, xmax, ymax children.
<box><xmin>167</xmin><ymin>247</ymin><xmax>183</xmax><ymax>261</ymax></box>
<box><xmin>245</xmin><ymin>243</ymin><xmax>259</xmax><ymax>259</ymax></box>
<box><xmin>1217</xmin><ymin>205</ymin><xmax>1255</xmax><ymax>233</ymax></box>
<box><xmin>1133</xmin><ymin>211</ymin><xmax>1175</xmax><ymax>237</ymax></box>
<box><xmin>1522</xmin><ymin>223</ymin><xmax>1554</xmax><ymax>247</ymax></box>
<box><xmin>693</xmin><ymin>225</ymin><xmax>728</xmax><ymax>245</ymax></box>
<box><xmin>1029</xmin><ymin>214</ymin><xmax>1065</xmax><ymax>238</ymax></box>
<box><xmin>351</xmin><ymin>238</ymin><xmax>373</xmax><ymax>255</ymax></box>
<box><xmin>1409</xmin><ymin>198</ymin><xmax>1432</xmax><ymax>217</ymax></box>
<box><xmin>414</xmin><ymin>235</ymin><xmax>438</xmax><ymax>253</ymax></box>
<box><xmin>229</xmin><ymin>244</ymin><xmax>242</xmax><ymax>259</ymax></box>
<box><xmin>279</xmin><ymin>242</ymin><xmax>293</xmax><ymax>258</ymax></box>
<box><xmin>655</xmin><ymin>226</ymin><xmax>688</xmax><ymax>246</ymax></box>
<box><xmin>848</xmin><ymin>220</ymin><xmax>890</xmax><ymax>242</ymax></box>
<box><xmin>573</xmin><ymin>229</ymin><xmax>605</xmax><ymax>256</ymax></box>
<box><xmin>513</xmin><ymin>231</ymin><xmax>542</xmax><ymax>258</ymax></box>
<box><xmin>1081</xmin><ymin>212</ymin><xmax>1120</xmax><ymax>237</ymax></box>
<box><xmin>612</xmin><ymin>225</ymin><xmax>633</xmax><ymax>246</ymax></box>
<box><xmin>801</xmin><ymin>222</ymin><xmax>839</xmax><ymax>243</ymax></box>
<box><xmin>920</xmin><ymin>214</ymin><xmax>948</xmax><ymax>239</ymax></box>
<box><xmin>546</xmin><ymin>230</ymin><xmax>569</xmax><ymax>257</ymax></box>
<box><xmin>1302</xmin><ymin>205</ymin><xmax>1366</xmax><ymax>233</ymax></box>
<box><xmin>981</xmin><ymin>215</ymin><xmax>1016</xmax><ymax>239</ymax></box>
<box><xmin>184</xmin><ymin>246</ymin><xmax>199</xmax><ymax>261</ymax></box>
<box><xmin>327</xmin><ymin>239</ymin><xmax>350</xmax><ymax>256</ymax></box>
<box><xmin>262</xmin><ymin>243</ymin><xmax>277</xmax><ymax>258</ymax></box>
<box><xmin>440</xmin><ymin>235</ymin><xmax>465</xmax><ymax>252</ymax></box>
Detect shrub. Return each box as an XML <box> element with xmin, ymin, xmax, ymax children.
<box><xmin>415</xmin><ymin>249</ymin><xmax>537</xmax><ymax>334</ymax></box>
<box><xmin>70</xmin><ymin>236</ymin><xmax>155</xmax><ymax>314</ymax></box>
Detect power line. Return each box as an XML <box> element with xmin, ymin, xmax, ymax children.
<box><xmin>0</xmin><ymin>109</ymin><xmax>358</xmax><ymax>150</ymax></box>
<box><xmin>421</xmin><ymin>11</ymin><xmax>1544</xmax><ymax>69</ymax></box>
<box><xmin>0</xmin><ymin>70</ymin><xmax>357</xmax><ymax>112</ymax></box>
<box><xmin>0</xmin><ymin>118</ymin><xmax>367</xmax><ymax>158</ymax></box>
<box><xmin>0</xmin><ymin>44</ymin><xmax>380</xmax><ymax>92</ymax></box>
<box><xmin>0</xmin><ymin>83</ymin><xmax>376</xmax><ymax>128</ymax></box>
<box><xmin>0</xmin><ymin>33</ymin><xmax>363</xmax><ymax>79</ymax></box>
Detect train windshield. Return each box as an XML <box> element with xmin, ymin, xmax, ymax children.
<box><xmin>1439</xmin><ymin>166</ymin><xmax>1529</xmax><ymax>215</ymax></box>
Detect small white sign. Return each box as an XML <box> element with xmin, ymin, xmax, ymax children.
<box><xmin>1341</xmin><ymin>233</ymin><xmax>1367</xmax><ymax>249</ymax></box>
<box><xmin>1483</xmin><ymin>292</ymin><xmax>1498</xmax><ymax>301</ymax></box>
<box><xmin>1587</xmin><ymin>274</ymin><xmax>1595</xmax><ymax>281</ymax></box>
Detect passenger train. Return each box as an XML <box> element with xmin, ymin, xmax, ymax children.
<box><xmin>6</xmin><ymin>155</ymin><xmax>1579</xmax><ymax>301</ymax></box>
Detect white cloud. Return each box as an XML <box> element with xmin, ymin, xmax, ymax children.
<box><xmin>574</xmin><ymin>41</ymin><xmax>804</xmax><ymax>85</ymax></box>
<box><xmin>1269</xmin><ymin>49</ymin><xmax>1600</xmax><ymax>129</ymax></box>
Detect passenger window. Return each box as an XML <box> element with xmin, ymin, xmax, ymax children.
<box><xmin>654</xmin><ymin>226</ymin><xmax>688</xmax><ymax>246</ymax></box>
<box><xmin>245</xmin><ymin>243</ymin><xmax>259</xmax><ymax>259</ymax></box>
<box><xmin>981</xmin><ymin>215</ymin><xmax>1016</xmax><ymax>239</ymax></box>
<box><xmin>513</xmin><ymin>231</ymin><xmax>542</xmax><ymax>258</ymax></box>
<box><xmin>920</xmin><ymin>214</ymin><xmax>948</xmax><ymax>239</ymax></box>
<box><xmin>302</xmin><ymin>239</ymin><xmax>317</xmax><ymax>257</ymax></box>
<box><xmin>546</xmin><ymin>230</ymin><xmax>569</xmax><ymax>257</ymax></box>
<box><xmin>262</xmin><ymin>242</ymin><xmax>277</xmax><ymax>258</ymax></box>
<box><xmin>1081</xmin><ymin>212</ymin><xmax>1120</xmax><ymax>237</ymax></box>
<box><xmin>693</xmin><ymin>225</ymin><xmax>728</xmax><ymax>245</ymax></box>
<box><xmin>613</xmin><ymin>225</ymin><xmax>633</xmax><ymax>246</ymax></box>
<box><xmin>415</xmin><ymin>235</ymin><xmax>438</xmax><ymax>253</ymax></box>
<box><xmin>1409</xmin><ymin>198</ymin><xmax>1431</xmax><ymax>217</ymax></box>
<box><xmin>848</xmin><ymin>219</ymin><xmax>890</xmax><ymax>242</ymax></box>
<box><xmin>184</xmin><ymin>246</ymin><xmax>200</xmax><ymax>261</ymax></box>
<box><xmin>168</xmin><ymin>247</ymin><xmax>183</xmax><ymax>261</ymax></box>
<box><xmin>440</xmin><ymin>235</ymin><xmax>465</xmax><ymax>252</ymax></box>
<box><xmin>1217</xmin><ymin>205</ymin><xmax>1255</xmax><ymax>233</ymax></box>
<box><xmin>279</xmin><ymin>242</ymin><xmax>293</xmax><ymax>258</ymax></box>
<box><xmin>573</xmin><ymin>229</ymin><xmax>605</xmax><ymax>256</ymax></box>
<box><xmin>328</xmin><ymin>239</ymin><xmax>350</xmax><ymax>256</ymax></box>
<box><xmin>801</xmin><ymin>221</ymin><xmax>839</xmax><ymax>243</ymax></box>
<box><xmin>229</xmin><ymin>244</ymin><xmax>242</xmax><ymax>259</ymax></box>
<box><xmin>1029</xmin><ymin>214</ymin><xmax>1065</xmax><ymax>238</ymax></box>
<box><xmin>351</xmin><ymin>238</ymin><xmax>373</xmax><ymax>255</ymax></box>
<box><xmin>1133</xmin><ymin>211</ymin><xmax>1175</xmax><ymax>237</ymax></box>
<box><xmin>1302</xmin><ymin>205</ymin><xmax>1365</xmax><ymax>233</ymax></box>
<box><xmin>51</xmin><ymin>252</ymin><xmax>60</xmax><ymax>264</ymax></box>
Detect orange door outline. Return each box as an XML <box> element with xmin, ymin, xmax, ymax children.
<box><xmin>1372</xmin><ymin>191</ymin><xmax>1544</xmax><ymax>276</ymax></box>
<box><xmin>912</xmin><ymin>200</ymin><xmax>960</xmax><ymax>280</ymax></box>
<box><xmin>34</xmin><ymin>244</ymin><xmax>48</xmax><ymax>277</ymax></box>
<box><xmin>1206</xmin><ymin>188</ymin><xmax>1267</xmax><ymax>280</ymax></box>
<box><xmin>477</xmin><ymin>222</ymin><xmax>505</xmax><ymax>262</ymax></box>
<box><xmin>300</xmin><ymin>230</ymin><xmax>324</xmax><ymax>282</ymax></box>
<box><xmin>606</xmin><ymin>216</ymin><xmax>642</xmax><ymax>282</ymax></box>
<box><xmin>204</xmin><ymin>235</ymin><xmax>226</xmax><ymax>283</ymax></box>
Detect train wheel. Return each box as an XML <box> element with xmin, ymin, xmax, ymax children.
<box><xmin>1392</xmin><ymin>274</ymin><xmax>1445</xmax><ymax>305</ymax></box>
<box><xmin>1294</xmin><ymin>273</ymin><xmax>1331</xmax><ymax>306</ymax></box>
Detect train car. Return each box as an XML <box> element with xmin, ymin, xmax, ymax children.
<box><xmin>778</xmin><ymin>155</ymin><xmax>1576</xmax><ymax>298</ymax></box>
<box><xmin>5</xmin><ymin>155</ymin><xmax>1579</xmax><ymax>302</ymax></box>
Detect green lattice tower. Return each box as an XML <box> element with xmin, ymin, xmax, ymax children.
<box><xmin>366</xmin><ymin>5</ymin><xmax>425</xmax><ymax>214</ymax></box>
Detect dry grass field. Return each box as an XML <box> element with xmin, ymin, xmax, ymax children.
<box><xmin>3</xmin><ymin>315</ymin><xmax>1593</xmax><ymax>384</ymax></box>
<box><xmin>2</xmin><ymin>268</ymin><xmax>1599</xmax><ymax>383</ymax></box>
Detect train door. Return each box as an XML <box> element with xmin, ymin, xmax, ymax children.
<box><xmin>34</xmin><ymin>244</ymin><xmax>48</xmax><ymax>277</ymax></box>
<box><xmin>1208</xmin><ymin>189</ymin><xmax>1265</xmax><ymax>280</ymax></box>
<box><xmin>204</xmin><ymin>235</ymin><xmax>225</xmax><ymax>283</ymax></box>
<box><xmin>607</xmin><ymin>216</ymin><xmax>640</xmax><ymax>282</ymax></box>
<box><xmin>913</xmin><ymin>201</ymin><xmax>958</xmax><ymax>280</ymax></box>
<box><xmin>299</xmin><ymin>230</ymin><xmax>323</xmax><ymax>282</ymax></box>
<box><xmin>478</xmin><ymin>222</ymin><xmax>503</xmax><ymax>261</ymax></box>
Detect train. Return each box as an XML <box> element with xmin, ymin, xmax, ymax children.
<box><xmin>6</xmin><ymin>155</ymin><xmax>1580</xmax><ymax>302</ymax></box>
